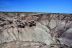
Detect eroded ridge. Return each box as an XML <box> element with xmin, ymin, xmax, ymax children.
<box><xmin>0</xmin><ymin>12</ymin><xmax>72</xmax><ymax>48</ymax></box>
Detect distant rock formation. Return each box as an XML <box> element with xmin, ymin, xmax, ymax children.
<box><xmin>0</xmin><ymin>12</ymin><xmax>72</xmax><ymax>48</ymax></box>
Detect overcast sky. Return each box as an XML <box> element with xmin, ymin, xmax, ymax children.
<box><xmin>0</xmin><ymin>0</ymin><xmax>72</xmax><ymax>13</ymax></box>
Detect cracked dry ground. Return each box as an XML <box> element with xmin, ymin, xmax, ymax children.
<box><xmin>0</xmin><ymin>12</ymin><xmax>72</xmax><ymax>48</ymax></box>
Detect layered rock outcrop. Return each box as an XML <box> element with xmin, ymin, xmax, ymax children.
<box><xmin>0</xmin><ymin>12</ymin><xmax>72</xmax><ymax>48</ymax></box>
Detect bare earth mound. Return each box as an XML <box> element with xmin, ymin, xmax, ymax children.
<box><xmin>0</xmin><ymin>12</ymin><xmax>72</xmax><ymax>48</ymax></box>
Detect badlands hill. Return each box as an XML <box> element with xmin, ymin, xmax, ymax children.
<box><xmin>0</xmin><ymin>12</ymin><xmax>72</xmax><ymax>48</ymax></box>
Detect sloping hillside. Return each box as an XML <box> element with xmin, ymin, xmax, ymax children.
<box><xmin>0</xmin><ymin>12</ymin><xmax>72</xmax><ymax>48</ymax></box>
